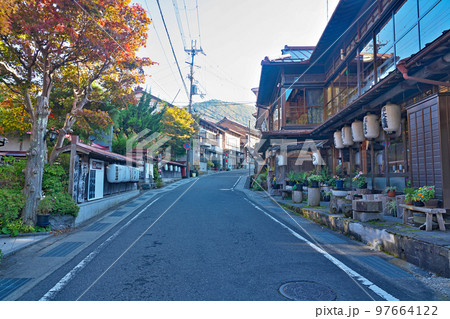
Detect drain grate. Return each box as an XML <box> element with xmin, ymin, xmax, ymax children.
<box><xmin>0</xmin><ymin>278</ymin><xmax>32</xmax><ymax>300</ymax></box>
<box><xmin>279</xmin><ymin>281</ymin><xmax>337</xmax><ymax>301</ymax></box>
<box><xmin>85</xmin><ymin>222</ymin><xmax>111</xmax><ymax>232</ymax></box>
<box><xmin>41</xmin><ymin>241</ymin><xmax>83</xmax><ymax>257</ymax></box>
<box><xmin>110</xmin><ymin>210</ymin><xmax>128</xmax><ymax>217</ymax></box>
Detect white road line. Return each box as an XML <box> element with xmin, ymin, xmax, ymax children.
<box><xmin>75</xmin><ymin>178</ymin><xmax>199</xmax><ymax>300</ymax></box>
<box><xmin>244</xmin><ymin>198</ymin><xmax>399</xmax><ymax>301</ymax></box>
<box><xmin>231</xmin><ymin>176</ymin><xmax>242</xmax><ymax>191</ymax></box>
<box><xmin>39</xmin><ymin>197</ymin><xmax>161</xmax><ymax>301</ymax></box>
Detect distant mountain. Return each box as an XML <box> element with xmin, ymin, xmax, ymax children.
<box><xmin>191</xmin><ymin>99</ymin><xmax>256</xmax><ymax>127</ymax></box>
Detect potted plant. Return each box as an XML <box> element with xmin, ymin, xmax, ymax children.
<box><xmin>272</xmin><ymin>176</ymin><xmax>280</xmax><ymax>189</ymax></box>
<box><xmin>415</xmin><ymin>186</ymin><xmax>437</xmax><ymax>208</ymax></box>
<box><xmin>403</xmin><ymin>187</ymin><xmax>415</xmax><ymax>205</ymax></box>
<box><xmin>307</xmin><ymin>174</ymin><xmax>322</xmax><ymax>206</ymax></box>
<box><xmin>386</xmin><ymin>200</ymin><xmax>397</xmax><ymax>217</ymax></box>
<box><xmin>385</xmin><ymin>186</ymin><xmax>397</xmax><ymax>197</ymax></box>
<box><xmin>286</xmin><ymin>171</ymin><xmax>296</xmax><ymax>186</ymax></box>
<box><xmin>333</xmin><ymin>175</ymin><xmax>344</xmax><ymax>190</ymax></box>
<box><xmin>352</xmin><ymin>171</ymin><xmax>367</xmax><ymax>189</ymax></box>
<box><xmin>323</xmin><ymin>190</ymin><xmax>332</xmax><ymax>202</ymax></box>
<box><xmin>36</xmin><ymin>196</ymin><xmax>53</xmax><ymax>227</ymax></box>
<box><xmin>307</xmin><ymin>174</ymin><xmax>322</xmax><ymax>188</ymax></box>
<box><xmin>292</xmin><ymin>184</ymin><xmax>303</xmax><ymax>203</ymax></box>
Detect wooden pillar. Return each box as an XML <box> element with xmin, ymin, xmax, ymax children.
<box><xmin>385</xmin><ymin>133</ymin><xmax>390</xmax><ymax>187</ymax></box>
<box><xmin>401</xmin><ymin>118</ymin><xmax>408</xmax><ymax>174</ymax></box>
<box><xmin>371</xmin><ymin>140</ymin><xmax>375</xmax><ymax>190</ymax></box>
<box><xmin>349</xmin><ymin>147</ymin><xmax>354</xmax><ymax>189</ymax></box>
<box><xmin>68</xmin><ymin>136</ymin><xmax>78</xmax><ymax>196</ymax></box>
<box><xmin>332</xmin><ymin>145</ymin><xmax>337</xmax><ymax>176</ymax></box>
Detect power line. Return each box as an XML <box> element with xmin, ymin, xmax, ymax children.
<box><xmin>182</xmin><ymin>0</ymin><xmax>192</xmax><ymax>40</ymax></box>
<box><xmin>172</xmin><ymin>0</ymin><xmax>187</xmax><ymax>50</ymax></box>
<box><xmin>195</xmin><ymin>0</ymin><xmax>202</xmax><ymax>47</ymax></box>
<box><xmin>143</xmin><ymin>0</ymin><xmax>180</xmax><ymax>97</ymax></box>
<box><xmin>155</xmin><ymin>0</ymin><xmax>189</xmax><ymax>99</ymax></box>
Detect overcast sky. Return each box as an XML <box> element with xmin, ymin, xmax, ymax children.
<box><xmin>133</xmin><ymin>0</ymin><xmax>339</xmax><ymax>106</ymax></box>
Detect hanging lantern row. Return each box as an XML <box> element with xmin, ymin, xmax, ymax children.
<box><xmin>333</xmin><ymin>102</ymin><xmax>401</xmax><ymax>148</ymax></box>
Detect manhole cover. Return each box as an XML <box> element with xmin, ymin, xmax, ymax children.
<box><xmin>279</xmin><ymin>281</ymin><xmax>337</xmax><ymax>301</ymax></box>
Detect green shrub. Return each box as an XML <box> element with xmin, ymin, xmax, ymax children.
<box><xmin>0</xmin><ymin>188</ymin><xmax>25</xmax><ymax>228</ymax></box>
<box><xmin>50</xmin><ymin>193</ymin><xmax>79</xmax><ymax>217</ymax></box>
<box><xmin>42</xmin><ymin>163</ymin><xmax>69</xmax><ymax>194</ymax></box>
<box><xmin>0</xmin><ymin>156</ymin><xmax>26</xmax><ymax>189</ymax></box>
<box><xmin>38</xmin><ymin>196</ymin><xmax>55</xmax><ymax>215</ymax></box>
<box><xmin>1</xmin><ymin>219</ymin><xmax>35</xmax><ymax>237</ymax></box>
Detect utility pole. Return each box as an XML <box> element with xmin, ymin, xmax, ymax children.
<box><xmin>248</xmin><ymin>120</ymin><xmax>251</xmax><ymax>177</ymax></box>
<box><xmin>186</xmin><ymin>40</ymin><xmax>204</xmax><ymax>178</ymax></box>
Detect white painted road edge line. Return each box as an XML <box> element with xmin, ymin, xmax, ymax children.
<box><xmin>244</xmin><ymin>198</ymin><xmax>399</xmax><ymax>301</ymax></box>
<box><xmin>39</xmin><ymin>197</ymin><xmax>161</xmax><ymax>301</ymax></box>
<box><xmin>231</xmin><ymin>176</ymin><xmax>242</xmax><ymax>191</ymax></box>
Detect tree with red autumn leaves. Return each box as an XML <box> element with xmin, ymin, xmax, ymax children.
<box><xmin>0</xmin><ymin>0</ymin><xmax>153</xmax><ymax>225</ymax></box>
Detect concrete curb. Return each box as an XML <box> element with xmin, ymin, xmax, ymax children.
<box><xmin>281</xmin><ymin>201</ymin><xmax>450</xmax><ymax>278</ymax></box>
<box><xmin>1</xmin><ymin>233</ymin><xmax>52</xmax><ymax>258</ymax></box>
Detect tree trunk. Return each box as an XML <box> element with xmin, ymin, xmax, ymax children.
<box><xmin>22</xmin><ymin>96</ymin><xmax>50</xmax><ymax>225</ymax></box>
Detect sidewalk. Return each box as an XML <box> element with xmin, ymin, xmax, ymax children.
<box><xmin>0</xmin><ymin>177</ymin><xmax>194</xmax><ymax>260</ymax></box>
<box><xmin>237</xmin><ymin>177</ymin><xmax>450</xmax><ymax>278</ymax></box>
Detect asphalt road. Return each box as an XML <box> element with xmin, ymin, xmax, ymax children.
<box><xmin>4</xmin><ymin>170</ymin><xmax>443</xmax><ymax>301</ymax></box>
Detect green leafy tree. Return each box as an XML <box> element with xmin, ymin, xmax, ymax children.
<box><xmin>0</xmin><ymin>0</ymin><xmax>152</xmax><ymax>225</ymax></box>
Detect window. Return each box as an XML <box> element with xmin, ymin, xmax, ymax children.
<box><xmin>394</xmin><ymin>0</ymin><xmax>418</xmax><ymax>39</ymax></box>
<box><xmin>418</xmin><ymin>0</ymin><xmax>440</xmax><ymax>16</ymax></box>
<box><xmin>375</xmin><ymin>17</ymin><xmax>395</xmax><ymax>81</ymax></box>
<box><xmin>285</xmin><ymin>88</ymin><xmax>323</xmax><ymax>125</ymax></box>
<box><xmin>395</xmin><ymin>25</ymin><xmax>420</xmax><ymax>62</ymax></box>
<box><xmin>419</xmin><ymin>0</ymin><xmax>450</xmax><ymax>49</ymax></box>
<box><xmin>359</xmin><ymin>38</ymin><xmax>375</xmax><ymax>94</ymax></box>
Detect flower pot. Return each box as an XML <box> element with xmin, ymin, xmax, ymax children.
<box><xmin>288</xmin><ymin>181</ymin><xmax>295</xmax><ymax>186</ymax></box>
<box><xmin>292</xmin><ymin>190</ymin><xmax>302</xmax><ymax>203</ymax></box>
<box><xmin>36</xmin><ymin>214</ymin><xmax>50</xmax><ymax>227</ymax></box>
<box><xmin>387</xmin><ymin>190</ymin><xmax>395</xmax><ymax>197</ymax></box>
<box><xmin>308</xmin><ymin>187</ymin><xmax>321</xmax><ymax>206</ymax></box>
<box><xmin>335</xmin><ymin>180</ymin><xmax>344</xmax><ymax>190</ymax></box>
<box><xmin>309</xmin><ymin>181</ymin><xmax>319</xmax><ymax>188</ymax></box>
<box><xmin>272</xmin><ymin>184</ymin><xmax>280</xmax><ymax>190</ymax></box>
<box><xmin>323</xmin><ymin>195</ymin><xmax>331</xmax><ymax>202</ymax></box>
<box><xmin>424</xmin><ymin>199</ymin><xmax>439</xmax><ymax>208</ymax></box>
<box><xmin>413</xmin><ymin>200</ymin><xmax>424</xmax><ymax>207</ymax></box>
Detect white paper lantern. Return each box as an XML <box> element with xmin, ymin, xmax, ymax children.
<box><xmin>312</xmin><ymin>151</ymin><xmax>321</xmax><ymax>166</ymax></box>
<box><xmin>381</xmin><ymin>102</ymin><xmax>401</xmax><ymax>133</ymax></box>
<box><xmin>341</xmin><ymin>126</ymin><xmax>353</xmax><ymax>146</ymax></box>
<box><xmin>164</xmin><ymin>164</ymin><xmax>168</xmax><ymax>170</ymax></box>
<box><xmin>277</xmin><ymin>154</ymin><xmax>286</xmax><ymax>166</ymax></box>
<box><xmin>351</xmin><ymin>120</ymin><xmax>365</xmax><ymax>142</ymax></box>
<box><xmin>363</xmin><ymin>114</ymin><xmax>379</xmax><ymax>139</ymax></box>
<box><xmin>169</xmin><ymin>165</ymin><xmax>173</xmax><ymax>171</ymax></box>
<box><xmin>376</xmin><ymin>153</ymin><xmax>384</xmax><ymax>165</ymax></box>
<box><xmin>334</xmin><ymin>130</ymin><xmax>344</xmax><ymax>149</ymax></box>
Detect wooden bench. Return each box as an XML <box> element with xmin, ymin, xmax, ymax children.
<box><xmin>400</xmin><ymin>204</ymin><xmax>446</xmax><ymax>231</ymax></box>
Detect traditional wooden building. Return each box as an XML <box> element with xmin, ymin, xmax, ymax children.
<box><xmin>255</xmin><ymin>0</ymin><xmax>450</xmax><ymax>207</ymax></box>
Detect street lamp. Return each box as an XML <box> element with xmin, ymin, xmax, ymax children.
<box><xmin>44</xmin><ymin>129</ymin><xmax>58</xmax><ymax>142</ymax></box>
